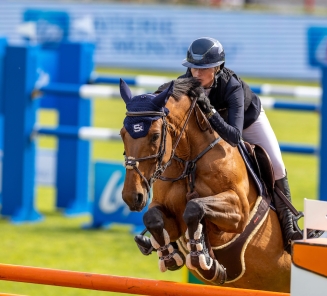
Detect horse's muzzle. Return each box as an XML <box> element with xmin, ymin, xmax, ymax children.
<box><xmin>122</xmin><ymin>190</ymin><xmax>147</xmax><ymax>212</ymax></box>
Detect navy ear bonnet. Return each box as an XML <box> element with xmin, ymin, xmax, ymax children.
<box><xmin>120</xmin><ymin>79</ymin><xmax>173</xmax><ymax>139</ymax></box>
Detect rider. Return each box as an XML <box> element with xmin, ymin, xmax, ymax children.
<box><xmin>179</xmin><ymin>37</ymin><xmax>303</xmax><ymax>253</ymax></box>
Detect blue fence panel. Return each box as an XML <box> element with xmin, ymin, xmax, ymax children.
<box><xmin>2</xmin><ymin>45</ymin><xmax>42</xmax><ymax>223</ymax></box>
<box><xmin>0</xmin><ymin>37</ymin><xmax>7</xmax><ymax>151</ymax></box>
<box><xmin>53</xmin><ymin>42</ymin><xmax>94</xmax><ymax>216</ymax></box>
<box><xmin>87</xmin><ymin>161</ymin><xmax>147</xmax><ymax>234</ymax></box>
<box><xmin>308</xmin><ymin>26</ymin><xmax>327</xmax><ymax>201</ymax></box>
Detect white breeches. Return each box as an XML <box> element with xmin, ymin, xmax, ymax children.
<box><xmin>242</xmin><ymin>108</ymin><xmax>286</xmax><ymax>180</ymax></box>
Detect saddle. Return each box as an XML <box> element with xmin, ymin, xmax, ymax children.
<box><xmin>240</xmin><ymin>141</ymin><xmax>302</xmax><ymax>215</ymax></box>
<box><xmin>242</xmin><ymin>141</ymin><xmax>275</xmax><ymax>197</ymax></box>
<box><xmin>237</xmin><ymin>140</ymin><xmax>275</xmax><ymax>199</ymax></box>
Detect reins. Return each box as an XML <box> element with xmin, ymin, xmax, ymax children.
<box><xmin>160</xmin><ymin>137</ymin><xmax>221</xmax><ymax>192</ymax></box>
<box><xmin>124</xmin><ymin>96</ymin><xmax>221</xmax><ymax>193</ymax></box>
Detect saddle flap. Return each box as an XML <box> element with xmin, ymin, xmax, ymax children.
<box><xmin>252</xmin><ymin>144</ymin><xmax>275</xmax><ymax>195</ymax></box>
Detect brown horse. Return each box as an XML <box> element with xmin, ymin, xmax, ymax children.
<box><xmin>119</xmin><ymin>77</ymin><xmax>291</xmax><ymax>292</ymax></box>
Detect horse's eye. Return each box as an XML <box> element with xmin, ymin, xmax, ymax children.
<box><xmin>151</xmin><ymin>133</ymin><xmax>160</xmax><ymax>143</ymax></box>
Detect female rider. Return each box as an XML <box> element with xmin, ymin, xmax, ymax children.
<box><xmin>179</xmin><ymin>37</ymin><xmax>303</xmax><ymax>253</ymax></box>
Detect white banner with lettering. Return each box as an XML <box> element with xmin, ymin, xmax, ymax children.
<box><xmin>1</xmin><ymin>0</ymin><xmax>327</xmax><ymax>79</ymax></box>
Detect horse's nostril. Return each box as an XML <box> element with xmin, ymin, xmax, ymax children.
<box><xmin>137</xmin><ymin>193</ymin><xmax>144</xmax><ymax>205</ymax></box>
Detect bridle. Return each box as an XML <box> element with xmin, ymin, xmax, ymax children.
<box><xmin>124</xmin><ymin>96</ymin><xmax>221</xmax><ymax>193</ymax></box>
<box><xmin>124</xmin><ymin>110</ymin><xmax>169</xmax><ymax>193</ymax></box>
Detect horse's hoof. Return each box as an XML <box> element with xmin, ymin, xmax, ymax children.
<box><xmin>168</xmin><ymin>250</ymin><xmax>186</xmax><ymax>271</ymax></box>
<box><xmin>158</xmin><ymin>249</ymin><xmax>185</xmax><ymax>272</ymax></box>
<box><xmin>150</xmin><ymin>229</ymin><xmax>185</xmax><ymax>272</ymax></box>
<box><xmin>189</xmin><ymin>260</ymin><xmax>227</xmax><ymax>285</ymax></box>
<box><xmin>186</xmin><ymin>252</ymin><xmax>213</xmax><ymax>270</ymax></box>
<box><xmin>168</xmin><ymin>264</ymin><xmax>183</xmax><ymax>271</ymax></box>
<box><xmin>203</xmin><ymin>260</ymin><xmax>227</xmax><ymax>285</ymax></box>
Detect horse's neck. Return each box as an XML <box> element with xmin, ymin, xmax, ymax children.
<box><xmin>170</xmin><ymin>106</ymin><xmax>217</xmax><ymax>160</ymax></box>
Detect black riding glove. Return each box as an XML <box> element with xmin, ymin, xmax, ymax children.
<box><xmin>197</xmin><ymin>92</ymin><xmax>213</xmax><ymax>115</ymax></box>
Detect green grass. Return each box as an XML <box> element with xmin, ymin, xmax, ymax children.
<box><xmin>0</xmin><ymin>187</ymin><xmax>185</xmax><ymax>296</ymax></box>
<box><xmin>0</xmin><ymin>68</ymin><xmax>321</xmax><ymax>295</ymax></box>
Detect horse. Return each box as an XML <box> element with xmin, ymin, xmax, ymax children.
<box><xmin>119</xmin><ymin>77</ymin><xmax>291</xmax><ymax>292</ymax></box>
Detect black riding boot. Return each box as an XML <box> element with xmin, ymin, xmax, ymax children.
<box><xmin>274</xmin><ymin>175</ymin><xmax>302</xmax><ymax>254</ymax></box>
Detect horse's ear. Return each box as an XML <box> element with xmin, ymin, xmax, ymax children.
<box><xmin>120</xmin><ymin>78</ymin><xmax>133</xmax><ymax>104</ymax></box>
<box><xmin>152</xmin><ymin>80</ymin><xmax>174</xmax><ymax>107</ymax></box>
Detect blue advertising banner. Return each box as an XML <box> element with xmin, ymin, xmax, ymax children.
<box><xmin>0</xmin><ymin>37</ymin><xmax>6</xmax><ymax>148</ymax></box>
<box><xmin>87</xmin><ymin>161</ymin><xmax>147</xmax><ymax>233</ymax></box>
<box><xmin>2</xmin><ymin>1</ymin><xmax>327</xmax><ymax>79</ymax></box>
<box><xmin>308</xmin><ymin>27</ymin><xmax>327</xmax><ymax>68</ymax></box>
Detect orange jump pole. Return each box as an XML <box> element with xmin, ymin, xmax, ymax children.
<box><xmin>0</xmin><ymin>263</ymin><xmax>289</xmax><ymax>296</ymax></box>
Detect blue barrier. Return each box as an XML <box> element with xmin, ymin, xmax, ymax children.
<box><xmin>91</xmin><ymin>75</ymin><xmax>136</xmax><ymax>86</ymax></box>
<box><xmin>319</xmin><ymin>68</ymin><xmax>327</xmax><ymax>201</ymax></box>
<box><xmin>1</xmin><ymin>43</ymin><xmax>94</xmax><ymax>222</ymax></box>
<box><xmin>52</xmin><ymin>43</ymin><xmax>94</xmax><ymax>216</ymax></box>
<box><xmin>36</xmin><ymin>126</ymin><xmax>121</xmax><ymax>141</ymax></box>
<box><xmin>261</xmin><ymin>99</ymin><xmax>320</xmax><ymax>112</ymax></box>
<box><xmin>84</xmin><ymin>161</ymin><xmax>147</xmax><ymax>232</ymax></box>
<box><xmin>0</xmin><ymin>37</ymin><xmax>6</xmax><ymax>204</ymax></box>
<box><xmin>250</xmin><ymin>84</ymin><xmax>321</xmax><ymax>99</ymax></box>
<box><xmin>39</xmin><ymin>83</ymin><xmax>82</xmax><ymax>97</ymax></box>
<box><xmin>90</xmin><ymin>73</ymin><xmax>169</xmax><ymax>88</ymax></box>
<box><xmin>39</xmin><ymin>83</ymin><xmax>127</xmax><ymax>99</ymax></box>
<box><xmin>308</xmin><ymin>26</ymin><xmax>327</xmax><ymax>201</ymax></box>
<box><xmin>2</xmin><ymin>45</ymin><xmax>42</xmax><ymax>223</ymax></box>
<box><xmin>279</xmin><ymin>143</ymin><xmax>318</xmax><ymax>155</ymax></box>
<box><xmin>0</xmin><ymin>37</ymin><xmax>7</xmax><ymax>150</ymax></box>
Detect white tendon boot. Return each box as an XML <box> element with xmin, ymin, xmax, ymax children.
<box><xmin>150</xmin><ymin>229</ymin><xmax>184</xmax><ymax>272</ymax></box>
<box><xmin>185</xmin><ymin>223</ymin><xmax>213</xmax><ymax>271</ymax></box>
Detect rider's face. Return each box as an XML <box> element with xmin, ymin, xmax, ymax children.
<box><xmin>190</xmin><ymin>67</ymin><xmax>216</xmax><ymax>88</ymax></box>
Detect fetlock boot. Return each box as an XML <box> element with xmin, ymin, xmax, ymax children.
<box><xmin>274</xmin><ymin>175</ymin><xmax>302</xmax><ymax>253</ymax></box>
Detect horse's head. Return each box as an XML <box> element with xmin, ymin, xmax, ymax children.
<box><xmin>120</xmin><ymin>79</ymin><xmax>174</xmax><ymax>211</ymax></box>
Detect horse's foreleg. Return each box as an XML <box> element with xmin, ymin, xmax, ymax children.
<box><xmin>191</xmin><ymin>189</ymin><xmax>245</xmax><ymax>232</ymax></box>
<box><xmin>183</xmin><ymin>200</ymin><xmax>227</xmax><ymax>285</ymax></box>
<box><xmin>143</xmin><ymin>206</ymin><xmax>185</xmax><ymax>272</ymax></box>
<box><xmin>183</xmin><ymin>190</ymin><xmax>244</xmax><ymax>284</ymax></box>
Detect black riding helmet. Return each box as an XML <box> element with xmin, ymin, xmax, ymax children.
<box><xmin>182</xmin><ymin>37</ymin><xmax>225</xmax><ymax>69</ymax></box>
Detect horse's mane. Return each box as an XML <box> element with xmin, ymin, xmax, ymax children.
<box><xmin>155</xmin><ymin>77</ymin><xmax>202</xmax><ymax>101</ymax></box>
